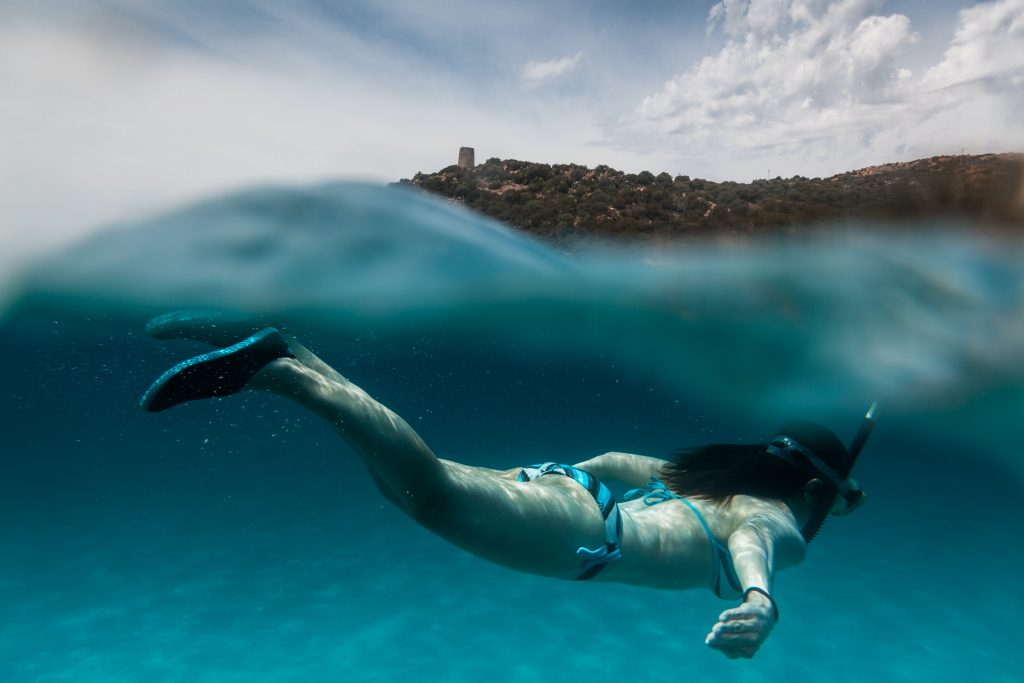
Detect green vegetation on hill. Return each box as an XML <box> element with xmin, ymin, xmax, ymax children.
<box><xmin>398</xmin><ymin>154</ymin><xmax>1023</xmax><ymax>244</ymax></box>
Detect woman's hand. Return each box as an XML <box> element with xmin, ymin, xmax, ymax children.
<box><xmin>705</xmin><ymin>591</ymin><xmax>776</xmax><ymax>659</ymax></box>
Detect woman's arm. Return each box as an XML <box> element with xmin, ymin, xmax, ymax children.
<box><xmin>705</xmin><ymin>505</ymin><xmax>806</xmax><ymax>659</ymax></box>
<box><xmin>571</xmin><ymin>452</ymin><xmax>668</xmax><ymax>488</ymax></box>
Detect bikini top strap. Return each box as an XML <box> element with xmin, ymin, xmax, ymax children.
<box><xmin>624</xmin><ymin>477</ymin><xmax>735</xmax><ymax>595</ymax></box>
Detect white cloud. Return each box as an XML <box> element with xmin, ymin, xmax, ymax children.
<box><xmin>634</xmin><ymin>1</ymin><xmax>918</xmax><ymax>167</ymax></box>
<box><xmin>521</xmin><ymin>52</ymin><xmax>583</xmax><ymax>86</ymax></box>
<box><xmin>0</xmin><ymin>19</ymin><xmax>608</xmax><ymax>270</ymax></box>
<box><xmin>0</xmin><ymin>2</ymin><xmax>694</xmax><ymax>270</ymax></box>
<box><xmin>627</xmin><ymin>0</ymin><xmax>1024</xmax><ymax>179</ymax></box>
<box><xmin>923</xmin><ymin>0</ymin><xmax>1024</xmax><ymax>90</ymax></box>
<box><xmin>707</xmin><ymin>0</ymin><xmax>802</xmax><ymax>36</ymax></box>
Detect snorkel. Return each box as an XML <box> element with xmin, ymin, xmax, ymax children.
<box><xmin>833</xmin><ymin>401</ymin><xmax>877</xmax><ymax>515</ymax></box>
<box><xmin>846</xmin><ymin>403</ymin><xmax>877</xmax><ymax>470</ymax></box>
<box><xmin>766</xmin><ymin>403</ymin><xmax>877</xmax><ymax>543</ymax></box>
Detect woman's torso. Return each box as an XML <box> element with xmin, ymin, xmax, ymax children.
<box><xmin>595</xmin><ymin>494</ymin><xmax>737</xmax><ymax>590</ymax></box>
<box><xmin>443</xmin><ymin>460</ymin><xmax>796</xmax><ymax>590</ymax></box>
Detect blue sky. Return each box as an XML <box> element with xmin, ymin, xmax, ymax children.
<box><xmin>1</xmin><ymin>0</ymin><xmax>1022</xmax><ymax>262</ymax></box>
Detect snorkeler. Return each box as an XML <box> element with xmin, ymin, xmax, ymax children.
<box><xmin>139</xmin><ymin>311</ymin><xmax>873</xmax><ymax>660</ymax></box>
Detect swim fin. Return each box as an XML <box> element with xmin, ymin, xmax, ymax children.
<box><xmin>145</xmin><ymin>309</ymin><xmax>271</xmax><ymax>348</ymax></box>
<box><xmin>140</xmin><ymin>327</ymin><xmax>294</xmax><ymax>412</ymax></box>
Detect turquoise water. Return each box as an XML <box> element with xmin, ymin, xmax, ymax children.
<box><xmin>2</xmin><ymin>183</ymin><xmax>1021</xmax><ymax>681</ymax></box>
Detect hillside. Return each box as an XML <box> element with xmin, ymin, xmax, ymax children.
<box><xmin>398</xmin><ymin>153</ymin><xmax>1023</xmax><ymax>244</ymax></box>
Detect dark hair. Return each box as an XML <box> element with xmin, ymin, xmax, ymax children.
<box><xmin>657</xmin><ymin>421</ymin><xmax>850</xmax><ymax>506</ymax></box>
<box><xmin>657</xmin><ymin>443</ymin><xmax>809</xmax><ymax>504</ymax></box>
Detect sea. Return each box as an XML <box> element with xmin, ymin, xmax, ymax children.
<box><xmin>2</xmin><ymin>182</ymin><xmax>1021</xmax><ymax>682</ymax></box>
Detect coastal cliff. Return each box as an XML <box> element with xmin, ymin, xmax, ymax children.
<box><xmin>399</xmin><ymin>153</ymin><xmax>1023</xmax><ymax>244</ymax></box>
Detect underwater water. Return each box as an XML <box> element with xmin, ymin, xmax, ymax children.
<box><xmin>2</xmin><ymin>183</ymin><xmax>1021</xmax><ymax>682</ymax></box>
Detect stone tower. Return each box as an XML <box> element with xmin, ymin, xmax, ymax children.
<box><xmin>458</xmin><ymin>146</ymin><xmax>475</xmax><ymax>169</ymax></box>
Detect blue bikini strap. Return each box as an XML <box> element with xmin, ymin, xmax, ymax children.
<box><xmin>626</xmin><ymin>478</ymin><xmax>741</xmax><ymax>596</ymax></box>
<box><xmin>627</xmin><ymin>478</ymin><xmax>719</xmax><ymax>539</ymax></box>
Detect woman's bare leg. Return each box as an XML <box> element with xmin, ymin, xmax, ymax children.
<box><xmin>145</xmin><ymin>310</ymin><xmax>423</xmax><ymax>506</ymax></box>
<box><xmin>142</xmin><ymin>311</ymin><xmax>610</xmax><ymax>578</ymax></box>
<box><xmin>247</xmin><ymin>356</ymin><xmax>609</xmax><ymax>578</ymax></box>
<box><xmin>251</xmin><ymin>358</ymin><xmax>447</xmax><ymax>515</ymax></box>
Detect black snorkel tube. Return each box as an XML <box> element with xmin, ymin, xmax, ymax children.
<box><xmin>831</xmin><ymin>402</ymin><xmax>877</xmax><ymax>515</ymax></box>
<box><xmin>846</xmin><ymin>402</ymin><xmax>877</xmax><ymax>469</ymax></box>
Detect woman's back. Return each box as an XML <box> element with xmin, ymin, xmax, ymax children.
<box><xmin>597</xmin><ymin>491</ymin><xmax>804</xmax><ymax>591</ymax></box>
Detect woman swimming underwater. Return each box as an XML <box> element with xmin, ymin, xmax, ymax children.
<box><xmin>140</xmin><ymin>312</ymin><xmax>874</xmax><ymax>660</ymax></box>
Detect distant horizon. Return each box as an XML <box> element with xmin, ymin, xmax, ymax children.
<box><xmin>404</xmin><ymin>151</ymin><xmax>1023</xmax><ymax>244</ymax></box>
<box><xmin>413</xmin><ymin>148</ymin><xmax>1022</xmax><ymax>184</ymax></box>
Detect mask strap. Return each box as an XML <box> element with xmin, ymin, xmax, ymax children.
<box><xmin>766</xmin><ymin>437</ymin><xmax>861</xmax><ymax>501</ymax></box>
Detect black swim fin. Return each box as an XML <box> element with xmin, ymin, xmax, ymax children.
<box><xmin>144</xmin><ymin>309</ymin><xmax>271</xmax><ymax>348</ymax></box>
<box><xmin>140</xmin><ymin>327</ymin><xmax>294</xmax><ymax>412</ymax></box>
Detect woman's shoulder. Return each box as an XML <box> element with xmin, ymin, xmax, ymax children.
<box><xmin>722</xmin><ymin>495</ymin><xmax>802</xmax><ymax>538</ymax></box>
<box><xmin>725</xmin><ymin>494</ymin><xmax>793</xmax><ymax>517</ymax></box>
<box><xmin>722</xmin><ymin>495</ymin><xmax>807</xmax><ymax>564</ymax></box>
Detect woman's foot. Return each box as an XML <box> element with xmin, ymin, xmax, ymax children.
<box><xmin>140</xmin><ymin>327</ymin><xmax>295</xmax><ymax>412</ymax></box>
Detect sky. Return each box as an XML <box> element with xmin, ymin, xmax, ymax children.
<box><xmin>1</xmin><ymin>0</ymin><xmax>1022</xmax><ymax>264</ymax></box>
